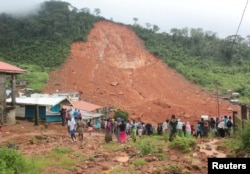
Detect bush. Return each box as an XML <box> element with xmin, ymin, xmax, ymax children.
<box><xmin>241</xmin><ymin>121</ymin><xmax>250</xmax><ymax>154</ymax></box>
<box><xmin>168</xmin><ymin>136</ymin><xmax>196</xmax><ymax>153</ymax></box>
<box><xmin>133</xmin><ymin>158</ymin><xmax>146</xmax><ymax>167</ymax></box>
<box><xmin>140</xmin><ymin>143</ymin><xmax>155</xmax><ymax>155</ymax></box>
<box><xmin>114</xmin><ymin>109</ymin><xmax>129</xmax><ymax>121</ymax></box>
<box><xmin>0</xmin><ymin>147</ymin><xmax>27</xmax><ymax>174</ymax></box>
<box><xmin>136</xmin><ymin>140</ymin><xmax>155</xmax><ymax>155</ymax></box>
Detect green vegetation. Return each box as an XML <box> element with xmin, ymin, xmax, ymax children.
<box><xmin>218</xmin><ymin>120</ymin><xmax>250</xmax><ymax>157</ymax></box>
<box><xmin>114</xmin><ymin>109</ymin><xmax>129</xmax><ymax>121</ymax></box>
<box><xmin>0</xmin><ymin>145</ymin><xmax>84</xmax><ymax>174</ymax></box>
<box><xmin>52</xmin><ymin>146</ymin><xmax>71</xmax><ymax>154</ymax></box>
<box><xmin>132</xmin><ymin>158</ymin><xmax>146</xmax><ymax>167</ymax></box>
<box><xmin>1</xmin><ymin>1</ymin><xmax>250</xmax><ymax>103</ymax></box>
<box><xmin>130</xmin><ymin>25</ymin><xmax>250</xmax><ymax>103</ymax></box>
<box><xmin>0</xmin><ymin>0</ymin><xmax>103</xmax><ymax>91</ymax></box>
<box><xmin>241</xmin><ymin>121</ymin><xmax>250</xmax><ymax>154</ymax></box>
<box><xmin>168</xmin><ymin>136</ymin><xmax>196</xmax><ymax>153</ymax></box>
<box><xmin>0</xmin><ymin>147</ymin><xmax>46</xmax><ymax>174</ymax></box>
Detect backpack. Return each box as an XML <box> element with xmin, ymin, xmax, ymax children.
<box><xmin>227</xmin><ymin>120</ymin><xmax>233</xmax><ymax>128</ymax></box>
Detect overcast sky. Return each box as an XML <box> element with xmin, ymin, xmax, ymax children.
<box><xmin>0</xmin><ymin>0</ymin><xmax>249</xmax><ymax>38</ymax></box>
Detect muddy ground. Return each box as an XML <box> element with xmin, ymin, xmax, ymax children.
<box><xmin>0</xmin><ymin>120</ymin><xmax>228</xmax><ymax>174</ymax></box>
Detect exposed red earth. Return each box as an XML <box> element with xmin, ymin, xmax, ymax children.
<box><xmin>42</xmin><ymin>21</ymin><xmax>240</xmax><ymax>125</ymax></box>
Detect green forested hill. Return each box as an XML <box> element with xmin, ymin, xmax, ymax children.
<box><xmin>130</xmin><ymin>25</ymin><xmax>250</xmax><ymax>102</ymax></box>
<box><xmin>0</xmin><ymin>1</ymin><xmax>103</xmax><ymax>89</ymax></box>
<box><xmin>0</xmin><ymin>1</ymin><xmax>250</xmax><ymax>103</ymax></box>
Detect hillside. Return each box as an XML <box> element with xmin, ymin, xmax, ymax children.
<box><xmin>42</xmin><ymin>21</ymin><xmax>240</xmax><ymax>124</ymax></box>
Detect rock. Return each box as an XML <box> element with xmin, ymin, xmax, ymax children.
<box><xmin>205</xmin><ymin>144</ymin><xmax>212</xmax><ymax>150</ymax></box>
<box><xmin>184</xmin><ymin>114</ymin><xmax>191</xmax><ymax>119</ymax></box>
<box><xmin>144</xmin><ymin>156</ymin><xmax>158</xmax><ymax>162</ymax></box>
<box><xmin>192</xmin><ymin>164</ymin><xmax>201</xmax><ymax>170</ymax></box>
<box><xmin>101</xmin><ymin>163</ymin><xmax>111</xmax><ymax>170</ymax></box>
<box><xmin>76</xmin><ymin>166</ymin><xmax>84</xmax><ymax>174</ymax></box>
<box><xmin>110</xmin><ymin>82</ymin><xmax>119</xmax><ymax>86</ymax></box>
<box><xmin>169</xmin><ymin>155</ymin><xmax>178</xmax><ymax>161</ymax></box>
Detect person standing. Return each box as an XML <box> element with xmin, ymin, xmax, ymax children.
<box><xmin>210</xmin><ymin>117</ymin><xmax>216</xmax><ymax>137</ymax></box>
<box><xmin>87</xmin><ymin>119</ymin><xmax>93</xmax><ymax>136</ymax></box>
<box><xmin>73</xmin><ymin>109</ymin><xmax>78</xmax><ymax>122</ymax></box>
<box><xmin>76</xmin><ymin>116</ymin><xmax>85</xmax><ymax>142</ymax></box>
<box><xmin>67</xmin><ymin>116</ymin><xmax>77</xmax><ymax>142</ymax></box>
<box><xmin>60</xmin><ymin>107</ymin><xmax>67</xmax><ymax>126</ymax></box>
<box><xmin>185</xmin><ymin>122</ymin><xmax>191</xmax><ymax>137</ymax></box>
<box><xmin>169</xmin><ymin>115</ymin><xmax>178</xmax><ymax>141</ymax></box>
<box><xmin>217</xmin><ymin>119</ymin><xmax>225</xmax><ymax>138</ymax></box>
<box><xmin>182</xmin><ymin>122</ymin><xmax>186</xmax><ymax>137</ymax></box>
<box><xmin>177</xmin><ymin>119</ymin><xmax>183</xmax><ymax>136</ymax></box>
<box><xmin>226</xmin><ymin>116</ymin><xmax>233</xmax><ymax>137</ymax></box>
<box><xmin>157</xmin><ymin>123</ymin><xmax>163</xmax><ymax>135</ymax></box>
<box><xmin>137</xmin><ymin>122</ymin><xmax>143</xmax><ymax>137</ymax></box>
<box><xmin>196</xmin><ymin>121</ymin><xmax>202</xmax><ymax>138</ymax></box>
<box><xmin>131</xmin><ymin>120</ymin><xmax>137</xmax><ymax>142</ymax></box>
<box><xmin>95</xmin><ymin>119</ymin><xmax>101</xmax><ymax>132</ymax></box>
<box><xmin>162</xmin><ymin>119</ymin><xmax>169</xmax><ymax>135</ymax></box>
<box><xmin>105</xmin><ymin>118</ymin><xmax>113</xmax><ymax>143</ymax></box>
<box><xmin>191</xmin><ymin>124</ymin><xmax>196</xmax><ymax>136</ymax></box>
<box><xmin>119</xmin><ymin>120</ymin><xmax>126</xmax><ymax>143</ymax></box>
<box><xmin>125</xmin><ymin>121</ymin><xmax>130</xmax><ymax>135</ymax></box>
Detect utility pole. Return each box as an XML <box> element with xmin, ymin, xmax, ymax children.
<box><xmin>215</xmin><ymin>81</ymin><xmax>220</xmax><ymax>117</ymax></box>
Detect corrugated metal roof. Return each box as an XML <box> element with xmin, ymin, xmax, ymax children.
<box><xmin>6</xmin><ymin>97</ymin><xmax>70</xmax><ymax>106</ymax></box>
<box><xmin>71</xmin><ymin>100</ymin><xmax>103</xmax><ymax>112</ymax></box>
<box><xmin>0</xmin><ymin>61</ymin><xmax>26</xmax><ymax>74</ymax></box>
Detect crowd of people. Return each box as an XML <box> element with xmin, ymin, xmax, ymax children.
<box><xmin>165</xmin><ymin>114</ymin><xmax>233</xmax><ymax>141</ymax></box>
<box><xmin>61</xmin><ymin>106</ymin><xmax>234</xmax><ymax>143</ymax></box>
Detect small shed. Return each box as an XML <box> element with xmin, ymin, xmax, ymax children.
<box><xmin>6</xmin><ymin>97</ymin><xmax>72</xmax><ymax>123</ymax></box>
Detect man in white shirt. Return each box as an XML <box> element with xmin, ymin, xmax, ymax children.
<box><xmin>162</xmin><ymin>119</ymin><xmax>169</xmax><ymax>134</ymax></box>
<box><xmin>217</xmin><ymin>120</ymin><xmax>225</xmax><ymax>138</ymax></box>
<box><xmin>67</xmin><ymin>115</ymin><xmax>77</xmax><ymax>142</ymax></box>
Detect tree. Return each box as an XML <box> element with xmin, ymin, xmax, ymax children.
<box><xmin>94</xmin><ymin>8</ymin><xmax>101</xmax><ymax>16</ymax></box>
<box><xmin>152</xmin><ymin>25</ymin><xmax>159</xmax><ymax>33</ymax></box>
<box><xmin>114</xmin><ymin>109</ymin><xmax>129</xmax><ymax>121</ymax></box>
<box><xmin>133</xmin><ymin>17</ymin><xmax>138</xmax><ymax>25</ymax></box>
<box><xmin>145</xmin><ymin>23</ymin><xmax>151</xmax><ymax>29</ymax></box>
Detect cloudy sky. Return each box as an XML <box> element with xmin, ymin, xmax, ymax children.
<box><xmin>0</xmin><ymin>0</ymin><xmax>249</xmax><ymax>38</ymax></box>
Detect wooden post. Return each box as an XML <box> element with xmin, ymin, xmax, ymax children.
<box><xmin>34</xmin><ymin>104</ymin><xmax>39</xmax><ymax>126</ymax></box>
<box><xmin>232</xmin><ymin>111</ymin><xmax>237</xmax><ymax>135</ymax></box>
<box><xmin>241</xmin><ymin>104</ymin><xmax>247</xmax><ymax>130</ymax></box>
<box><xmin>11</xmin><ymin>74</ymin><xmax>16</xmax><ymax>106</ymax></box>
<box><xmin>0</xmin><ymin>74</ymin><xmax>6</xmax><ymax>123</ymax></box>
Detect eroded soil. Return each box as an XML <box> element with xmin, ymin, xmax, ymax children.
<box><xmin>42</xmin><ymin>20</ymin><xmax>240</xmax><ymax>125</ymax></box>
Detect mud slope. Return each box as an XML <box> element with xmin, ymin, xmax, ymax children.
<box><xmin>42</xmin><ymin>21</ymin><xmax>240</xmax><ymax>124</ymax></box>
